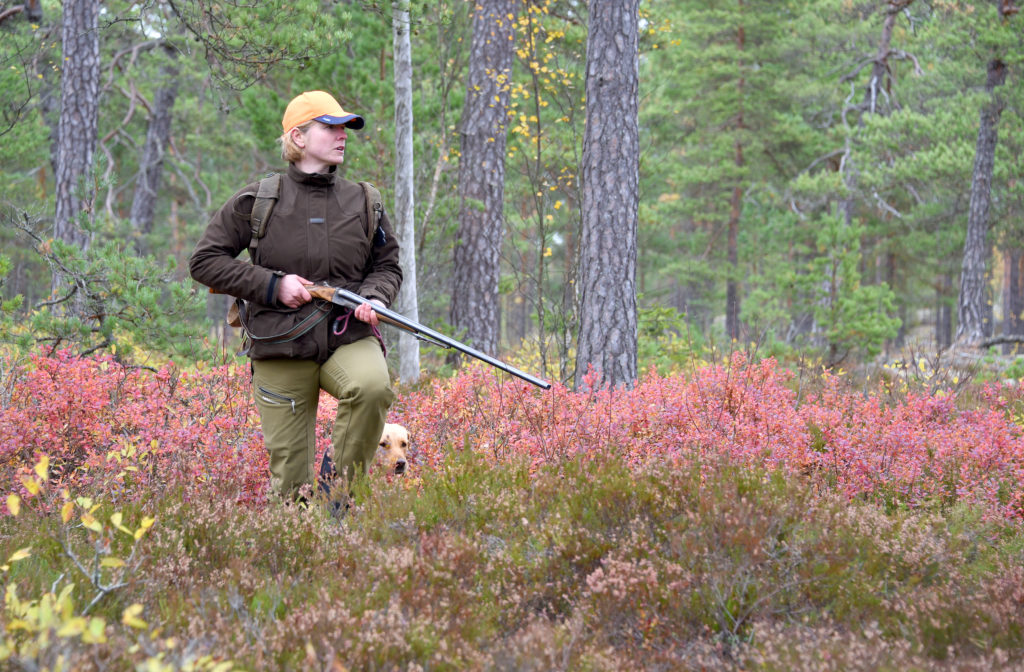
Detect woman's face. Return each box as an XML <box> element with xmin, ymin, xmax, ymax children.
<box><xmin>294</xmin><ymin>121</ymin><xmax>348</xmax><ymax>173</ymax></box>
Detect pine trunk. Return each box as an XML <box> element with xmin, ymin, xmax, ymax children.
<box><xmin>451</xmin><ymin>0</ymin><xmax>516</xmax><ymax>355</ymax></box>
<box><xmin>575</xmin><ymin>0</ymin><xmax>640</xmax><ymax>389</ymax></box>
<box><xmin>131</xmin><ymin>44</ymin><xmax>179</xmax><ymax>246</ymax></box>
<box><xmin>726</xmin><ymin>16</ymin><xmax>745</xmax><ymax>343</ymax></box>
<box><xmin>1004</xmin><ymin>248</ymin><xmax>1024</xmax><ymax>354</ymax></box>
<box><xmin>957</xmin><ymin>58</ymin><xmax>1007</xmax><ymax>345</ymax></box>
<box><xmin>53</xmin><ymin>0</ymin><xmax>100</xmax><ymax>254</ymax></box>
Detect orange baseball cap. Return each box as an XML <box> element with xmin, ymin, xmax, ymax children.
<box><xmin>281</xmin><ymin>90</ymin><xmax>365</xmax><ymax>133</ymax></box>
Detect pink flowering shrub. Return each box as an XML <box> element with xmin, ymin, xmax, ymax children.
<box><xmin>2</xmin><ymin>350</ymin><xmax>1023</xmax><ymax>521</ymax></box>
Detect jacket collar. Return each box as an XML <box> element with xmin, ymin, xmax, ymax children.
<box><xmin>287</xmin><ymin>163</ymin><xmax>336</xmax><ymax>187</ymax></box>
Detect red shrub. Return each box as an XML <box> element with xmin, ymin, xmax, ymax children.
<box><xmin>2</xmin><ymin>351</ymin><xmax>1023</xmax><ymax>522</ymax></box>
<box><xmin>0</xmin><ymin>350</ymin><xmax>268</xmax><ymax>508</ymax></box>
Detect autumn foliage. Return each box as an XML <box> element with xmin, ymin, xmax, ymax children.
<box><xmin>2</xmin><ymin>350</ymin><xmax>1024</xmax><ymax>669</ymax></box>
<box><xmin>2</xmin><ymin>350</ymin><xmax>1024</xmax><ymax>523</ymax></box>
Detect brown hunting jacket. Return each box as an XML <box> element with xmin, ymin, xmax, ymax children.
<box><xmin>189</xmin><ymin>163</ymin><xmax>402</xmax><ymax>363</ymax></box>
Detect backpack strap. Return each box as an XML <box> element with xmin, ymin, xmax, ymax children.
<box><xmin>359</xmin><ymin>181</ymin><xmax>386</xmax><ymax>247</ymax></box>
<box><xmin>248</xmin><ymin>173</ymin><xmax>282</xmax><ymax>256</ymax></box>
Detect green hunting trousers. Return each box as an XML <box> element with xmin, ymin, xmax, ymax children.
<box><xmin>251</xmin><ymin>337</ymin><xmax>394</xmax><ymax>499</ymax></box>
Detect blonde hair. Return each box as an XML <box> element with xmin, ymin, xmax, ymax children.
<box><xmin>278</xmin><ymin>121</ymin><xmax>315</xmax><ymax>163</ymax></box>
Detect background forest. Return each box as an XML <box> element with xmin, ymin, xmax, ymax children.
<box><xmin>2</xmin><ymin>0</ymin><xmax>1021</xmax><ymax>382</ymax></box>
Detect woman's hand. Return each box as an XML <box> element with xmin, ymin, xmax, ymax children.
<box><xmin>354</xmin><ymin>299</ymin><xmax>385</xmax><ymax>327</ymax></box>
<box><xmin>277</xmin><ymin>274</ymin><xmax>312</xmax><ymax>308</ymax></box>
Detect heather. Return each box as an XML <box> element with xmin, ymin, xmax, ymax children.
<box><xmin>2</xmin><ymin>351</ymin><xmax>1024</xmax><ymax>669</ymax></box>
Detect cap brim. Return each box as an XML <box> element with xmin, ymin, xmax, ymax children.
<box><xmin>314</xmin><ymin>113</ymin><xmax>365</xmax><ymax>129</ymax></box>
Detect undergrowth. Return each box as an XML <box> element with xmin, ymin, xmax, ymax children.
<box><xmin>0</xmin><ymin>350</ymin><xmax>1023</xmax><ymax>669</ymax></box>
<box><xmin>2</xmin><ymin>450</ymin><xmax>1022</xmax><ymax>670</ymax></box>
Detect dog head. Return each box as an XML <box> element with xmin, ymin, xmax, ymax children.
<box><xmin>378</xmin><ymin>423</ymin><xmax>410</xmax><ymax>475</ymax></box>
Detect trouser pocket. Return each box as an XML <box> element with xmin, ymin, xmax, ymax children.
<box><xmin>256</xmin><ymin>385</ymin><xmax>297</xmax><ymax>414</ymax></box>
<box><xmin>251</xmin><ymin>359</ymin><xmax>321</xmax><ymax>498</ymax></box>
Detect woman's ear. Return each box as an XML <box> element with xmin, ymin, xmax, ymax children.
<box><xmin>290</xmin><ymin>126</ymin><xmax>307</xmax><ymax>149</ymax></box>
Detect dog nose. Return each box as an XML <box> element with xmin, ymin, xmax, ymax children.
<box><xmin>394</xmin><ymin>459</ymin><xmax>407</xmax><ymax>475</ymax></box>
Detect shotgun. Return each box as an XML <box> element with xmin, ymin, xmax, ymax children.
<box><xmin>305</xmin><ymin>285</ymin><xmax>551</xmax><ymax>390</ymax></box>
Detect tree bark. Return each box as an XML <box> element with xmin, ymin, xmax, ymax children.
<box><xmin>575</xmin><ymin>0</ymin><xmax>640</xmax><ymax>389</ymax></box>
<box><xmin>131</xmin><ymin>43</ymin><xmax>179</xmax><ymax>247</ymax></box>
<box><xmin>451</xmin><ymin>0</ymin><xmax>516</xmax><ymax>355</ymax></box>
<box><xmin>393</xmin><ymin>1</ymin><xmax>421</xmax><ymax>384</ymax></box>
<box><xmin>1003</xmin><ymin>248</ymin><xmax>1024</xmax><ymax>354</ymax></box>
<box><xmin>936</xmin><ymin>272</ymin><xmax>953</xmax><ymax>351</ymax></box>
<box><xmin>53</xmin><ymin>0</ymin><xmax>100</xmax><ymax>256</ymax></box>
<box><xmin>957</xmin><ymin>58</ymin><xmax>1007</xmax><ymax>345</ymax></box>
<box><xmin>726</xmin><ymin>15</ymin><xmax>745</xmax><ymax>343</ymax></box>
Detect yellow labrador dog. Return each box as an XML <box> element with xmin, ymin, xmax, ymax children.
<box><xmin>377</xmin><ymin>422</ymin><xmax>410</xmax><ymax>475</ymax></box>
<box><xmin>318</xmin><ymin>422</ymin><xmax>410</xmax><ymax>495</ymax></box>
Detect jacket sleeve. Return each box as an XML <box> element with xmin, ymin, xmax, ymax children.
<box><xmin>358</xmin><ymin>206</ymin><xmax>403</xmax><ymax>307</ymax></box>
<box><xmin>188</xmin><ymin>184</ymin><xmax>284</xmax><ymax>306</ymax></box>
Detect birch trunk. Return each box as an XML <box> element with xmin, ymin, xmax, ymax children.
<box><xmin>393</xmin><ymin>2</ymin><xmax>420</xmax><ymax>383</ymax></box>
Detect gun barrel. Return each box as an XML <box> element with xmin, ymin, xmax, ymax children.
<box><xmin>330</xmin><ymin>287</ymin><xmax>551</xmax><ymax>390</ymax></box>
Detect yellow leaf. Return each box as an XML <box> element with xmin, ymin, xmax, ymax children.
<box><xmin>111</xmin><ymin>514</ymin><xmax>133</xmax><ymax>536</ymax></box>
<box><xmin>134</xmin><ymin>516</ymin><xmax>156</xmax><ymax>539</ymax></box>
<box><xmin>38</xmin><ymin>593</ymin><xmax>57</xmax><ymax>627</ymax></box>
<box><xmin>57</xmin><ymin>584</ymin><xmax>75</xmax><ymax>620</ymax></box>
<box><xmin>82</xmin><ymin>617</ymin><xmax>107</xmax><ymax>644</ymax></box>
<box><xmin>57</xmin><ymin>616</ymin><xmax>86</xmax><ymax>637</ymax></box>
<box><xmin>122</xmin><ymin>603</ymin><xmax>148</xmax><ymax>630</ymax></box>
<box><xmin>33</xmin><ymin>455</ymin><xmax>49</xmax><ymax>480</ymax></box>
<box><xmin>61</xmin><ymin>501</ymin><xmax>74</xmax><ymax>524</ymax></box>
<box><xmin>7</xmin><ymin>547</ymin><xmax>31</xmax><ymax>563</ymax></box>
<box><xmin>7</xmin><ymin>494</ymin><xmax>20</xmax><ymax>516</ymax></box>
<box><xmin>21</xmin><ymin>477</ymin><xmax>40</xmax><ymax>496</ymax></box>
<box><xmin>81</xmin><ymin>512</ymin><xmax>103</xmax><ymax>533</ymax></box>
<box><xmin>101</xmin><ymin>557</ymin><xmax>125</xmax><ymax>568</ymax></box>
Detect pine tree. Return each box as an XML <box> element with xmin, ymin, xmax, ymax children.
<box><xmin>576</xmin><ymin>0</ymin><xmax>640</xmax><ymax>389</ymax></box>
<box><xmin>452</xmin><ymin>0</ymin><xmax>518</xmax><ymax>355</ymax></box>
